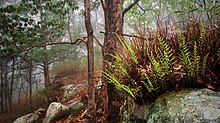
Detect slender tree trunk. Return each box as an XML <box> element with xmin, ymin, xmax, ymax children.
<box><xmin>29</xmin><ymin>61</ymin><xmax>33</xmax><ymax>110</ymax></box>
<box><xmin>43</xmin><ymin>46</ymin><xmax>50</xmax><ymax>87</ymax></box>
<box><xmin>9</xmin><ymin>58</ymin><xmax>15</xmax><ymax>112</ymax></box>
<box><xmin>84</xmin><ymin>0</ymin><xmax>95</xmax><ymax>121</ymax></box>
<box><xmin>0</xmin><ymin>62</ymin><xmax>4</xmax><ymax>111</ymax></box>
<box><xmin>4</xmin><ymin>61</ymin><xmax>9</xmax><ymax>112</ymax></box>
<box><xmin>43</xmin><ymin>60</ymin><xmax>50</xmax><ymax>87</ymax></box>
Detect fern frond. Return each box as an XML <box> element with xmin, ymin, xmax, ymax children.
<box><xmin>148</xmin><ymin>51</ymin><xmax>164</xmax><ymax>80</ymax></box>
<box><xmin>103</xmin><ymin>70</ymin><xmax>136</xmax><ymax>98</ymax></box>
<box><xmin>157</xmin><ymin>33</ymin><xmax>176</xmax><ymax>77</ymax></box>
<box><xmin>179</xmin><ymin>33</ymin><xmax>192</xmax><ymax>76</ymax></box>
<box><xmin>201</xmin><ymin>53</ymin><xmax>209</xmax><ymax>76</ymax></box>
<box><xmin>116</xmin><ymin>34</ymin><xmax>139</xmax><ymax>65</ymax></box>
<box><xmin>192</xmin><ymin>42</ymin><xmax>200</xmax><ymax>83</ymax></box>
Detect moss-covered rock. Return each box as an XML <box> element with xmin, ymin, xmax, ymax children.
<box><xmin>147</xmin><ymin>89</ymin><xmax>220</xmax><ymax>123</ymax></box>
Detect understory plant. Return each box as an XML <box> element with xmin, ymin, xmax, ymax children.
<box><xmin>104</xmin><ymin>23</ymin><xmax>220</xmax><ymax>104</ymax></box>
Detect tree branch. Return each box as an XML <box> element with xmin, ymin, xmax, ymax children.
<box><xmin>20</xmin><ymin>37</ymin><xmax>87</xmax><ymax>52</ymax></box>
<box><xmin>123</xmin><ymin>0</ymin><xmax>140</xmax><ymax>16</ymax></box>
<box><xmin>100</xmin><ymin>0</ymin><xmax>106</xmax><ymax>10</ymax></box>
<box><xmin>93</xmin><ymin>36</ymin><xmax>103</xmax><ymax>47</ymax></box>
<box><xmin>100</xmin><ymin>31</ymin><xmax>146</xmax><ymax>40</ymax></box>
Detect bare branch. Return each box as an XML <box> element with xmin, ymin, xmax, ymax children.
<box><xmin>123</xmin><ymin>0</ymin><xmax>140</xmax><ymax>16</ymax></box>
<box><xmin>100</xmin><ymin>31</ymin><xmax>146</xmax><ymax>40</ymax></box>
<box><xmin>93</xmin><ymin>36</ymin><xmax>103</xmax><ymax>47</ymax></box>
<box><xmin>20</xmin><ymin>36</ymin><xmax>87</xmax><ymax>52</ymax></box>
<box><xmin>100</xmin><ymin>0</ymin><xmax>106</xmax><ymax>10</ymax></box>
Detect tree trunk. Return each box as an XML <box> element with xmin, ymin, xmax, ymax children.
<box><xmin>84</xmin><ymin>0</ymin><xmax>95</xmax><ymax>121</ymax></box>
<box><xmin>43</xmin><ymin>46</ymin><xmax>50</xmax><ymax>88</ymax></box>
<box><xmin>43</xmin><ymin>60</ymin><xmax>50</xmax><ymax>87</ymax></box>
<box><xmin>0</xmin><ymin>62</ymin><xmax>4</xmax><ymax>111</ymax></box>
<box><xmin>29</xmin><ymin>61</ymin><xmax>33</xmax><ymax>110</ymax></box>
<box><xmin>4</xmin><ymin>61</ymin><xmax>9</xmax><ymax>112</ymax></box>
<box><xmin>9</xmin><ymin>58</ymin><xmax>15</xmax><ymax>112</ymax></box>
<box><xmin>99</xmin><ymin>0</ymin><xmax>124</xmax><ymax>122</ymax></box>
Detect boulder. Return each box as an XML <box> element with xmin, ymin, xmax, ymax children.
<box><xmin>147</xmin><ymin>89</ymin><xmax>220</xmax><ymax>123</ymax></box>
<box><xmin>43</xmin><ymin>101</ymin><xmax>84</xmax><ymax>123</ymax></box>
<box><xmin>67</xmin><ymin>100</ymin><xmax>84</xmax><ymax>110</ymax></box>
<box><xmin>43</xmin><ymin>102</ymin><xmax>69</xmax><ymax>123</ymax></box>
<box><xmin>13</xmin><ymin>113</ymin><xmax>39</xmax><ymax>123</ymax></box>
<box><xmin>67</xmin><ymin>101</ymin><xmax>84</xmax><ymax>116</ymax></box>
<box><xmin>61</xmin><ymin>84</ymin><xmax>86</xmax><ymax>102</ymax></box>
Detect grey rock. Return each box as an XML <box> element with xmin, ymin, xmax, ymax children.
<box><xmin>43</xmin><ymin>102</ymin><xmax>69</xmax><ymax>123</ymax></box>
<box><xmin>43</xmin><ymin>101</ymin><xmax>84</xmax><ymax>123</ymax></box>
<box><xmin>13</xmin><ymin>113</ymin><xmax>39</xmax><ymax>123</ymax></box>
<box><xmin>147</xmin><ymin>89</ymin><xmax>220</xmax><ymax>123</ymax></box>
<box><xmin>67</xmin><ymin>100</ymin><xmax>84</xmax><ymax>110</ymax></box>
<box><xmin>61</xmin><ymin>84</ymin><xmax>86</xmax><ymax>102</ymax></box>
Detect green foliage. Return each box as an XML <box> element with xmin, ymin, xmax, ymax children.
<box><xmin>179</xmin><ymin>33</ymin><xmax>192</xmax><ymax>76</ymax></box>
<box><xmin>156</xmin><ymin>33</ymin><xmax>176</xmax><ymax>78</ymax></box>
<box><xmin>36</xmin><ymin>85</ymin><xmax>54</xmax><ymax>99</ymax></box>
<box><xmin>0</xmin><ymin>0</ymin><xmax>78</xmax><ymax>60</ymax></box>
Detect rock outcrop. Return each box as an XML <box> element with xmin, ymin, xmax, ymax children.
<box><xmin>43</xmin><ymin>101</ymin><xmax>84</xmax><ymax>123</ymax></box>
<box><xmin>13</xmin><ymin>83</ymin><xmax>86</xmax><ymax>123</ymax></box>
<box><xmin>13</xmin><ymin>113</ymin><xmax>39</xmax><ymax>123</ymax></box>
<box><xmin>146</xmin><ymin>89</ymin><xmax>220</xmax><ymax>123</ymax></box>
<box><xmin>61</xmin><ymin>84</ymin><xmax>86</xmax><ymax>102</ymax></box>
<box><xmin>43</xmin><ymin>102</ymin><xmax>69</xmax><ymax>123</ymax></box>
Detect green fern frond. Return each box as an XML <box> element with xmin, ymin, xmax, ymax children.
<box><xmin>103</xmin><ymin>53</ymin><xmax>130</xmax><ymax>77</ymax></box>
<box><xmin>103</xmin><ymin>70</ymin><xmax>136</xmax><ymax>98</ymax></box>
<box><xmin>179</xmin><ymin>33</ymin><xmax>192</xmax><ymax>75</ymax></box>
<box><xmin>115</xmin><ymin>34</ymin><xmax>139</xmax><ymax>65</ymax></box>
<box><xmin>192</xmin><ymin>42</ymin><xmax>200</xmax><ymax>83</ymax></box>
<box><xmin>156</xmin><ymin>33</ymin><xmax>176</xmax><ymax>77</ymax></box>
<box><xmin>200</xmin><ymin>26</ymin><xmax>205</xmax><ymax>41</ymax></box>
<box><xmin>201</xmin><ymin>53</ymin><xmax>209</xmax><ymax>76</ymax></box>
<box><xmin>148</xmin><ymin>51</ymin><xmax>164</xmax><ymax>80</ymax></box>
<box><xmin>141</xmin><ymin>76</ymin><xmax>158</xmax><ymax>92</ymax></box>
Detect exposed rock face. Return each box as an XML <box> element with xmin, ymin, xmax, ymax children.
<box><xmin>43</xmin><ymin>102</ymin><xmax>69</xmax><ymax>123</ymax></box>
<box><xmin>147</xmin><ymin>89</ymin><xmax>220</xmax><ymax>123</ymax></box>
<box><xmin>13</xmin><ymin>113</ymin><xmax>39</xmax><ymax>123</ymax></box>
<box><xmin>61</xmin><ymin>84</ymin><xmax>86</xmax><ymax>102</ymax></box>
<box><xmin>43</xmin><ymin>101</ymin><xmax>84</xmax><ymax>123</ymax></box>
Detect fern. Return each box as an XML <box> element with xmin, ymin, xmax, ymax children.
<box><xmin>179</xmin><ymin>33</ymin><xmax>192</xmax><ymax>77</ymax></box>
<box><xmin>106</xmin><ymin>54</ymin><xmax>129</xmax><ymax>77</ymax></box>
<box><xmin>141</xmin><ymin>76</ymin><xmax>158</xmax><ymax>92</ymax></box>
<box><xmin>201</xmin><ymin>53</ymin><xmax>209</xmax><ymax>78</ymax></box>
<box><xmin>103</xmin><ymin>70</ymin><xmax>136</xmax><ymax>98</ymax></box>
<box><xmin>116</xmin><ymin>34</ymin><xmax>139</xmax><ymax>65</ymax></box>
<box><xmin>157</xmin><ymin>33</ymin><xmax>176</xmax><ymax>78</ymax></box>
<box><xmin>192</xmin><ymin>42</ymin><xmax>200</xmax><ymax>84</ymax></box>
<box><xmin>148</xmin><ymin>51</ymin><xmax>164</xmax><ymax>80</ymax></box>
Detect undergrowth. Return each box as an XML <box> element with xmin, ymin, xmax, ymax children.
<box><xmin>104</xmin><ymin>22</ymin><xmax>220</xmax><ymax>104</ymax></box>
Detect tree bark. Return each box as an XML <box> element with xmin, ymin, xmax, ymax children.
<box><xmin>0</xmin><ymin>62</ymin><xmax>4</xmax><ymax>111</ymax></box>
<box><xmin>43</xmin><ymin>46</ymin><xmax>50</xmax><ymax>87</ymax></box>
<box><xmin>43</xmin><ymin>60</ymin><xmax>50</xmax><ymax>87</ymax></box>
<box><xmin>99</xmin><ymin>0</ymin><xmax>124</xmax><ymax>122</ymax></box>
<box><xmin>84</xmin><ymin>0</ymin><xmax>95</xmax><ymax>121</ymax></box>
<box><xmin>9</xmin><ymin>58</ymin><xmax>15</xmax><ymax>112</ymax></box>
<box><xmin>4</xmin><ymin>61</ymin><xmax>9</xmax><ymax>112</ymax></box>
<box><xmin>29</xmin><ymin>61</ymin><xmax>33</xmax><ymax>110</ymax></box>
